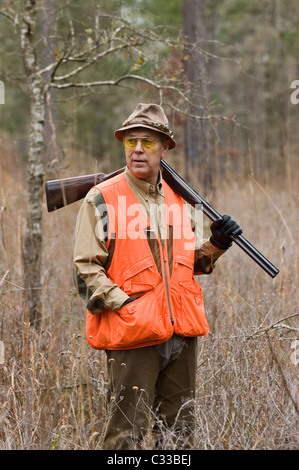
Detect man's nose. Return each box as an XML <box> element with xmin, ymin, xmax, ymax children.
<box><xmin>135</xmin><ymin>140</ymin><xmax>144</xmax><ymax>151</ymax></box>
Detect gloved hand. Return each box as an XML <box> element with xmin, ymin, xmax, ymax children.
<box><xmin>210</xmin><ymin>214</ymin><xmax>242</xmax><ymax>249</ymax></box>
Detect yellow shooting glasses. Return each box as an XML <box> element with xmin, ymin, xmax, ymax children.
<box><xmin>123</xmin><ymin>137</ymin><xmax>159</xmax><ymax>151</ymax></box>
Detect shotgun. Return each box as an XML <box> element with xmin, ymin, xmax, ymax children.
<box><xmin>45</xmin><ymin>160</ymin><xmax>279</xmax><ymax>278</ymax></box>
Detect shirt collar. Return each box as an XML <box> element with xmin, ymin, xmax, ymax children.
<box><xmin>124</xmin><ymin>166</ymin><xmax>164</xmax><ymax>199</ymax></box>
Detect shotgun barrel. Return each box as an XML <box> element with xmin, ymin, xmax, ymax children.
<box><xmin>160</xmin><ymin>160</ymin><xmax>279</xmax><ymax>279</ymax></box>
<box><xmin>45</xmin><ymin>161</ymin><xmax>279</xmax><ymax>278</ymax></box>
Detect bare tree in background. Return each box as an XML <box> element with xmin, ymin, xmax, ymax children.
<box><xmin>182</xmin><ymin>0</ymin><xmax>211</xmax><ymax>190</ymax></box>
<box><xmin>1</xmin><ymin>0</ymin><xmax>197</xmax><ymax>327</ymax></box>
<box><xmin>42</xmin><ymin>0</ymin><xmax>57</xmax><ymax>161</ymax></box>
<box><xmin>21</xmin><ymin>0</ymin><xmax>46</xmax><ymax>326</ymax></box>
<box><xmin>0</xmin><ymin>0</ymin><xmax>243</xmax><ymax>327</ymax></box>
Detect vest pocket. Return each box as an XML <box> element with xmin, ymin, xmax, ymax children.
<box><xmin>174</xmin><ymin>279</ymin><xmax>209</xmax><ymax>336</ymax></box>
<box><xmin>112</xmin><ymin>285</ymin><xmax>170</xmax><ymax>348</ymax></box>
<box><xmin>94</xmin><ymin>258</ymin><xmax>170</xmax><ymax>349</ymax></box>
<box><xmin>87</xmin><ymin>284</ymin><xmax>171</xmax><ymax>350</ymax></box>
<box><xmin>113</xmin><ymin>256</ymin><xmax>159</xmax><ymax>290</ymax></box>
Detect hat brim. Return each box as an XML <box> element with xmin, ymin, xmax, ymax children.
<box><xmin>114</xmin><ymin>124</ymin><xmax>176</xmax><ymax>149</ymax></box>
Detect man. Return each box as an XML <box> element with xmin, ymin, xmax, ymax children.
<box><xmin>73</xmin><ymin>103</ymin><xmax>242</xmax><ymax>450</ymax></box>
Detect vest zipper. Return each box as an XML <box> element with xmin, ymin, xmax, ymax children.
<box><xmin>145</xmin><ymin>228</ymin><xmax>174</xmax><ymax>326</ymax></box>
<box><xmin>161</xmin><ymin>239</ymin><xmax>174</xmax><ymax>325</ymax></box>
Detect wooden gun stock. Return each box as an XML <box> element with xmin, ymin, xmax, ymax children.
<box><xmin>45</xmin><ymin>167</ymin><xmax>125</xmax><ymax>212</ymax></box>
<box><xmin>45</xmin><ymin>160</ymin><xmax>279</xmax><ymax>278</ymax></box>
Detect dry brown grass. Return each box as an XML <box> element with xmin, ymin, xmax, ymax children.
<box><xmin>0</xmin><ymin>137</ymin><xmax>298</xmax><ymax>450</ymax></box>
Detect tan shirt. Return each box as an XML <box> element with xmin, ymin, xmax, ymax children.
<box><xmin>73</xmin><ymin>167</ymin><xmax>226</xmax><ymax>313</ymax></box>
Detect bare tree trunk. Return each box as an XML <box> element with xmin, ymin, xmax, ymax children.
<box><xmin>42</xmin><ymin>0</ymin><xmax>57</xmax><ymax>162</ymax></box>
<box><xmin>182</xmin><ymin>0</ymin><xmax>211</xmax><ymax>191</ymax></box>
<box><xmin>21</xmin><ymin>0</ymin><xmax>46</xmax><ymax>327</ymax></box>
<box><xmin>14</xmin><ymin>0</ymin><xmax>214</xmax><ymax>327</ymax></box>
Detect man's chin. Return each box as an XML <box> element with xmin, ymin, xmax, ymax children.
<box><xmin>130</xmin><ymin>168</ymin><xmax>156</xmax><ymax>184</ymax></box>
<box><xmin>130</xmin><ymin>166</ymin><xmax>149</xmax><ymax>178</ymax></box>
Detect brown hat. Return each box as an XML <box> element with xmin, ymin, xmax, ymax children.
<box><xmin>114</xmin><ymin>103</ymin><xmax>176</xmax><ymax>149</ymax></box>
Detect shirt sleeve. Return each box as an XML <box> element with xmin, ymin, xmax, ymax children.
<box><xmin>73</xmin><ymin>187</ymin><xmax>130</xmax><ymax>314</ymax></box>
<box><xmin>194</xmin><ymin>240</ymin><xmax>227</xmax><ymax>275</ymax></box>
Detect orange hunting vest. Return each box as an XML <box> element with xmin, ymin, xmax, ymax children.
<box><xmin>86</xmin><ymin>172</ymin><xmax>209</xmax><ymax>350</ymax></box>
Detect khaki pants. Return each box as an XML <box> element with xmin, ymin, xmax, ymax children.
<box><xmin>103</xmin><ymin>336</ymin><xmax>197</xmax><ymax>450</ymax></box>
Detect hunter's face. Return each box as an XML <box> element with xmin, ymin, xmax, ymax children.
<box><xmin>124</xmin><ymin>128</ymin><xmax>170</xmax><ymax>185</ymax></box>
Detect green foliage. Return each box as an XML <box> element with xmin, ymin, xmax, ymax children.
<box><xmin>132</xmin><ymin>0</ymin><xmax>182</xmax><ymax>29</ymax></box>
<box><xmin>50</xmin><ymin>434</ymin><xmax>60</xmax><ymax>450</ymax></box>
<box><xmin>42</xmin><ymin>0</ymin><xmax>183</xmax><ymax>165</ymax></box>
<box><xmin>0</xmin><ymin>0</ymin><xmax>298</xmax><ymax>179</ymax></box>
<box><xmin>0</xmin><ymin>0</ymin><xmax>183</xmax><ymax>166</ymax></box>
<box><xmin>0</xmin><ymin>7</ymin><xmax>29</xmax><ymax>135</ymax></box>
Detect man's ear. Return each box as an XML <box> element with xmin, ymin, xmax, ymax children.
<box><xmin>161</xmin><ymin>139</ymin><xmax>170</xmax><ymax>158</ymax></box>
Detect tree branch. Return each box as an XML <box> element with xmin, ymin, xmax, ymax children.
<box><xmin>50</xmin><ymin>72</ymin><xmax>186</xmax><ymax>98</ymax></box>
<box><xmin>245</xmin><ymin>313</ymin><xmax>299</xmax><ymax>339</ymax></box>
<box><xmin>0</xmin><ymin>9</ymin><xmax>15</xmax><ymax>24</ymax></box>
<box><xmin>52</xmin><ymin>43</ymin><xmax>129</xmax><ymax>82</ymax></box>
